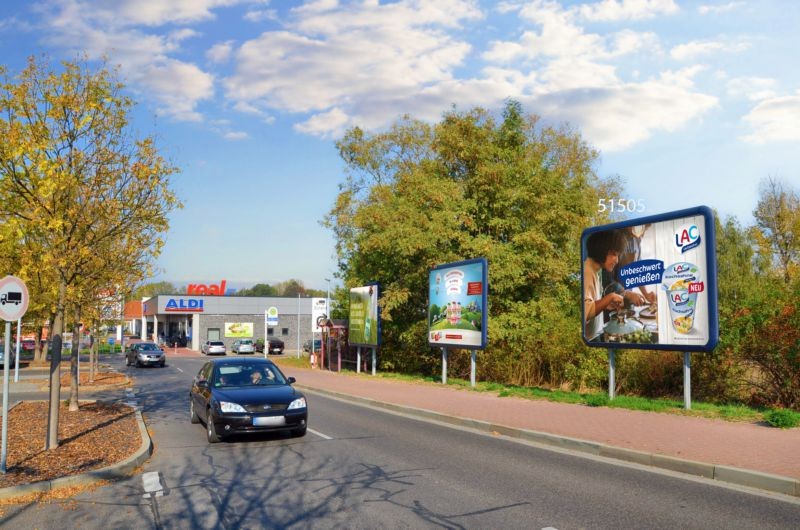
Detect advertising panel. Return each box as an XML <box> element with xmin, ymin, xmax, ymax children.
<box><xmin>428</xmin><ymin>258</ymin><xmax>488</xmax><ymax>349</ymax></box>
<box><xmin>348</xmin><ymin>284</ymin><xmax>380</xmax><ymax>347</ymax></box>
<box><xmin>581</xmin><ymin>206</ymin><xmax>718</xmax><ymax>352</ymax></box>
<box><xmin>224</xmin><ymin>322</ymin><xmax>253</xmax><ymax>338</ymax></box>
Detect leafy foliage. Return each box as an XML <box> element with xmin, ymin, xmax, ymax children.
<box><xmin>326</xmin><ymin>101</ymin><xmax>620</xmax><ymax>384</ymax></box>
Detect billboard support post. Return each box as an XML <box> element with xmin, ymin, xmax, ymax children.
<box><xmin>356</xmin><ymin>346</ymin><xmax>361</xmax><ymax>374</ymax></box>
<box><xmin>441</xmin><ymin>347</ymin><xmax>448</xmax><ymax>385</ymax></box>
<box><xmin>371</xmin><ymin>347</ymin><xmax>376</xmax><ymax>376</ymax></box>
<box><xmin>684</xmin><ymin>352</ymin><xmax>692</xmax><ymax>410</ymax></box>
<box><xmin>608</xmin><ymin>349</ymin><xmax>616</xmax><ymax>400</ymax></box>
<box><xmin>470</xmin><ymin>350</ymin><xmax>476</xmax><ymax>388</ymax></box>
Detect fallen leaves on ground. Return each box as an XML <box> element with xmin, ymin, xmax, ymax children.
<box><xmin>57</xmin><ymin>371</ymin><xmax>129</xmax><ymax>387</ymax></box>
<box><xmin>0</xmin><ymin>401</ymin><xmax>141</xmax><ymax>489</ymax></box>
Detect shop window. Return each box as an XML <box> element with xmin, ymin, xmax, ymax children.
<box><xmin>281</xmin><ymin>328</ymin><xmax>289</xmax><ymax>336</ymax></box>
<box><xmin>267</xmin><ymin>328</ymin><xmax>274</xmax><ymax>336</ymax></box>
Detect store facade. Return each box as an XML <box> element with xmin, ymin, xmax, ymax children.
<box><xmin>138</xmin><ymin>294</ymin><xmax>323</xmax><ymax>352</ymax></box>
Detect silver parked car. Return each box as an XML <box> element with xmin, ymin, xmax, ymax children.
<box><xmin>202</xmin><ymin>340</ymin><xmax>226</xmax><ymax>355</ymax></box>
<box><xmin>231</xmin><ymin>339</ymin><xmax>255</xmax><ymax>354</ymax></box>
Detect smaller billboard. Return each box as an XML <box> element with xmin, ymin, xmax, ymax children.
<box><xmin>349</xmin><ymin>284</ymin><xmax>380</xmax><ymax>347</ymax></box>
<box><xmin>581</xmin><ymin>205</ymin><xmax>718</xmax><ymax>352</ymax></box>
<box><xmin>428</xmin><ymin>258</ymin><xmax>488</xmax><ymax>349</ymax></box>
<box><xmin>224</xmin><ymin>322</ymin><xmax>253</xmax><ymax>338</ymax></box>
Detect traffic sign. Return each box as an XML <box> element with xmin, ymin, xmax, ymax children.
<box><xmin>0</xmin><ymin>276</ymin><xmax>29</xmax><ymax>322</ymax></box>
<box><xmin>266</xmin><ymin>306</ymin><xmax>279</xmax><ymax>327</ymax></box>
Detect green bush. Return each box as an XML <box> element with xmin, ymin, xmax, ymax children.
<box><xmin>585</xmin><ymin>393</ymin><xmax>609</xmax><ymax>407</ymax></box>
<box><xmin>765</xmin><ymin>409</ymin><xmax>800</xmax><ymax>429</ymax></box>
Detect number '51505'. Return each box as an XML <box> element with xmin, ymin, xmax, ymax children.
<box><xmin>598</xmin><ymin>198</ymin><xmax>645</xmax><ymax>213</ymax></box>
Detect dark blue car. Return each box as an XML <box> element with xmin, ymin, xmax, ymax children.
<box><xmin>189</xmin><ymin>357</ymin><xmax>308</xmax><ymax>443</ymax></box>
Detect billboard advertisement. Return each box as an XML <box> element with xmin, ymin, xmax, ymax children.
<box><xmin>224</xmin><ymin>322</ymin><xmax>253</xmax><ymax>338</ymax></box>
<box><xmin>348</xmin><ymin>284</ymin><xmax>380</xmax><ymax>347</ymax></box>
<box><xmin>581</xmin><ymin>206</ymin><xmax>718</xmax><ymax>352</ymax></box>
<box><xmin>428</xmin><ymin>258</ymin><xmax>488</xmax><ymax>349</ymax></box>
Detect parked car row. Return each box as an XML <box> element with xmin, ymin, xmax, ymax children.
<box><xmin>200</xmin><ymin>338</ymin><xmax>287</xmax><ymax>356</ymax></box>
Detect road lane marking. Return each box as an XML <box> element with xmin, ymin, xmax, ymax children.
<box><xmin>307</xmin><ymin>428</ymin><xmax>332</xmax><ymax>440</ymax></box>
<box><xmin>175</xmin><ymin>367</ymin><xmax>183</xmax><ymax>373</ymax></box>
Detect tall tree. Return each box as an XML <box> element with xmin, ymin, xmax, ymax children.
<box><xmin>753</xmin><ymin>177</ymin><xmax>799</xmax><ymax>283</ymax></box>
<box><xmin>0</xmin><ymin>56</ymin><xmax>180</xmax><ymax>448</ymax></box>
<box><xmin>326</xmin><ymin>101</ymin><xmax>620</xmax><ymax>383</ymax></box>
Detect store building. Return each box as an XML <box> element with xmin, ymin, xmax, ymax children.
<box><xmin>131</xmin><ymin>294</ymin><xmax>327</xmax><ymax>352</ymax></box>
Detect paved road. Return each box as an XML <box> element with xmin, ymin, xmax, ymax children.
<box><xmin>2</xmin><ymin>354</ymin><xmax>799</xmax><ymax>529</ymax></box>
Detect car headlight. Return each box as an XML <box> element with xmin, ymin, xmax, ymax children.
<box><xmin>219</xmin><ymin>401</ymin><xmax>247</xmax><ymax>413</ymax></box>
<box><xmin>288</xmin><ymin>397</ymin><xmax>307</xmax><ymax>410</ymax></box>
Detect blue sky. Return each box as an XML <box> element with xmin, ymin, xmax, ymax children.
<box><xmin>1</xmin><ymin>0</ymin><xmax>798</xmax><ymax>291</ymax></box>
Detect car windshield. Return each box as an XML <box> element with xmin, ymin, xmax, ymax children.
<box><xmin>210</xmin><ymin>341</ymin><xmax>224</xmax><ymax>346</ymax></box>
<box><xmin>139</xmin><ymin>344</ymin><xmax>159</xmax><ymax>351</ymax></box>
<box><xmin>214</xmin><ymin>363</ymin><xmax>286</xmax><ymax>387</ymax></box>
<box><xmin>240</xmin><ymin>340</ymin><xmax>252</xmax><ymax>345</ymax></box>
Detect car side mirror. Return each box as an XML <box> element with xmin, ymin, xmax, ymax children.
<box><xmin>288</xmin><ymin>376</ymin><xmax>296</xmax><ymax>384</ymax></box>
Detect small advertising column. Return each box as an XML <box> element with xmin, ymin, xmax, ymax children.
<box><xmin>1</xmin><ymin>276</ymin><xmax>30</xmax><ymax>473</ymax></box>
<box><xmin>428</xmin><ymin>258</ymin><xmax>488</xmax><ymax>387</ymax></box>
<box><xmin>581</xmin><ymin>206</ymin><xmax>719</xmax><ymax>409</ymax></box>
<box><xmin>348</xmin><ymin>284</ymin><xmax>381</xmax><ymax>375</ymax></box>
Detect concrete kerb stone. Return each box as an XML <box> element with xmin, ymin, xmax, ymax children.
<box><xmin>298</xmin><ymin>385</ymin><xmax>800</xmax><ymax>498</ymax></box>
<box><xmin>0</xmin><ymin>401</ymin><xmax>153</xmax><ymax>501</ymax></box>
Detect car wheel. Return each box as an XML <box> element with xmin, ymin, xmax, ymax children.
<box><xmin>160</xmin><ymin>361</ymin><xmax>166</xmax><ymax>367</ymax></box>
<box><xmin>292</xmin><ymin>425</ymin><xmax>307</xmax><ymax>437</ymax></box>
<box><xmin>207</xmin><ymin>412</ymin><xmax>221</xmax><ymax>443</ymax></box>
<box><xmin>135</xmin><ymin>359</ymin><xmax>142</xmax><ymax>368</ymax></box>
<box><xmin>190</xmin><ymin>400</ymin><xmax>200</xmax><ymax>424</ymax></box>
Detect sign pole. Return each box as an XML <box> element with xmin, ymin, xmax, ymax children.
<box><xmin>296</xmin><ymin>294</ymin><xmax>301</xmax><ymax>359</ymax></box>
<box><xmin>356</xmin><ymin>346</ymin><xmax>361</xmax><ymax>374</ymax></box>
<box><xmin>608</xmin><ymin>348</ymin><xmax>616</xmax><ymax>400</ymax></box>
<box><xmin>1</xmin><ymin>322</ymin><xmax>11</xmax><ymax>473</ymax></box>
<box><xmin>371</xmin><ymin>347</ymin><xmax>376</xmax><ymax>376</ymax></box>
<box><xmin>441</xmin><ymin>347</ymin><xmax>448</xmax><ymax>385</ymax></box>
<box><xmin>684</xmin><ymin>352</ymin><xmax>692</xmax><ymax>410</ymax></box>
<box><xmin>470</xmin><ymin>349</ymin><xmax>476</xmax><ymax>388</ymax></box>
<box><xmin>14</xmin><ymin>318</ymin><xmax>21</xmax><ymax>382</ymax></box>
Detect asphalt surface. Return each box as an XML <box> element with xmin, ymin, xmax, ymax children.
<box><xmin>1</xmin><ymin>353</ymin><xmax>799</xmax><ymax>529</ymax></box>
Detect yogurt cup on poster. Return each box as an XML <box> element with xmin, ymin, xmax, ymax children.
<box><xmin>662</xmin><ymin>262</ymin><xmax>700</xmax><ymax>334</ymax></box>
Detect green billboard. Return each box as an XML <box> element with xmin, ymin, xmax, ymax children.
<box><xmin>348</xmin><ymin>284</ymin><xmax>380</xmax><ymax>347</ymax></box>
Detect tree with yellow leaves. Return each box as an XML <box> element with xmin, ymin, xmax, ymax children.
<box><xmin>0</xmin><ymin>56</ymin><xmax>180</xmax><ymax>448</ymax></box>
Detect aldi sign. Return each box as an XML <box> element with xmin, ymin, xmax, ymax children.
<box><xmin>165</xmin><ymin>298</ymin><xmax>204</xmax><ymax>312</ymax></box>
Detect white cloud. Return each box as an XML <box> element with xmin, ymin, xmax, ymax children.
<box><xmin>223</xmin><ymin>131</ymin><xmax>249</xmax><ymax>140</ymax></box>
<box><xmin>698</xmin><ymin>2</ymin><xmax>744</xmax><ymax>15</ymax></box>
<box><xmin>294</xmin><ymin>107</ymin><xmax>351</xmax><ymax>137</ymax></box>
<box><xmin>207</xmin><ymin>40</ymin><xmax>235</xmax><ymax>63</ymax></box>
<box><xmin>578</xmin><ymin>0</ymin><xmax>679</xmax><ymax>22</ymax></box>
<box><xmin>224</xmin><ymin>1</ymin><xmax>481</xmax><ymax>118</ymax></box>
<box><xmin>726</xmin><ymin>77</ymin><xmax>777</xmax><ymax>101</ymax></box>
<box><xmin>38</xmin><ymin>0</ymin><xmax>218</xmax><ymax>122</ymax></box>
<box><xmin>742</xmin><ymin>92</ymin><xmax>800</xmax><ymax>144</ymax></box>
<box><xmin>244</xmin><ymin>9</ymin><xmax>277</xmax><ymax>22</ymax></box>
<box><xmin>670</xmin><ymin>38</ymin><xmax>750</xmax><ymax>61</ymax></box>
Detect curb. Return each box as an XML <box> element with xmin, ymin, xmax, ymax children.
<box><xmin>0</xmin><ymin>402</ymin><xmax>153</xmax><ymax>501</ymax></box>
<box><xmin>299</xmin><ymin>385</ymin><xmax>800</xmax><ymax>499</ymax></box>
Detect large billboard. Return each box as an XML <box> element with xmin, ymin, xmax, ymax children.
<box><xmin>348</xmin><ymin>284</ymin><xmax>380</xmax><ymax>347</ymax></box>
<box><xmin>581</xmin><ymin>206</ymin><xmax>718</xmax><ymax>352</ymax></box>
<box><xmin>428</xmin><ymin>258</ymin><xmax>488</xmax><ymax>349</ymax></box>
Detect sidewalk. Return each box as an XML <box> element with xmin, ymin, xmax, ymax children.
<box><xmin>286</xmin><ymin>365</ymin><xmax>800</xmax><ymax>496</ymax></box>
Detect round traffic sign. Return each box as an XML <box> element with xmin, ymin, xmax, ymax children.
<box><xmin>0</xmin><ymin>275</ymin><xmax>29</xmax><ymax>321</ymax></box>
